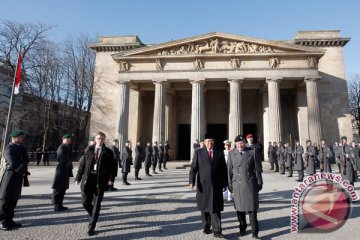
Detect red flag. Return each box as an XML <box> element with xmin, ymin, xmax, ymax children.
<box><xmin>14</xmin><ymin>51</ymin><xmax>22</xmax><ymax>94</ymax></box>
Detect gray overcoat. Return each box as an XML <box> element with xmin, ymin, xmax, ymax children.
<box><xmin>227</xmin><ymin>148</ymin><xmax>263</xmax><ymax>212</ymax></box>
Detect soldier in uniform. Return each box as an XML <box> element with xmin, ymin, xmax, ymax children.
<box><xmin>0</xmin><ymin>130</ymin><xmax>29</xmax><ymax>230</ymax></box>
<box><xmin>164</xmin><ymin>141</ymin><xmax>170</xmax><ymax>170</ymax></box>
<box><xmin>228</xmin><ymin>135</ymin><xmax>262</xmax><ymax>239</ymax></box>
<box><xmin>319</xmin><ymin>138</ymin><xmax>333</xmax><ymax>173</ymax></box>
<box><xmin>134</xmin><ymin>141</ymin><xmax>143</xmax><ymax>180</ymax></box>
<box><xmin>51</xmin><ymin>134</ymin><xmax>73</xmax><ymax>211</ymax></box>
<box><xmin>339</xmin><ymin>136</ymin><xmax>355</xmax><ymax>185</ymax></box>
<box><xmin>121</xmin><ymin>141</ymin><xmax>132</xmax><ymax>185</ymax></box>
<box><xmin>305</xmin><ymin>140</ymin><xmax>316</xmax><ymax>176</ymax></box>
<box><xmin>277</xmin><ymin>142</ymin><xmax>286</xmax><ymax>175</ymax></box>
<box><xmin>268</xmin><ymin>142</ymin><xmax>274</xmax><ymax>170</ymax></box>
<box><xmin>108</xmin><ymin>139</ymin><xmax>120</xmax><ymax>191</ymax></box>
<box><xmin>284</xmin><ymin>142</ymin><xmax>293</xmax><ymax>177</ymax></box>
<box><xmin>333</xmin><ymin>141</ymin><xmax>341</xmax><ymax>173</ymax></box>
<box><xmin>245</xmin><ymin>134</ymin><xmax>263</xmax><ymax>172</ymax></box>
<box><xmin>292</xmin><ymin>140</ymin><xmax>304</xmax><ymax>182</ymax></box>
<box><xmin>152</xmin><ymin>142</ymin><xmax>159</xmax><ymax>174</ymax></box>
<box><xmin>349</xmin><ymin>141</ymin><xmax>359</xmax><ymax>180</ymax></box>
<box><xmin>158</xmin><ymin>143</ymin><xmax>164</xmax><ymax>172</ymax></box>
<box><xmin>189</xmin><ymin>136</ymin><xmax>227</xmax><ymax>238</ymax></box>
<box><xmin>272</xmin><ymin>142</ymin><xmax>279</xmax><ymax>172</ymax></box>
<box><xmin>144</xmin><ymin>142</ymin><xmax>153</xmax><ymax>176</ymax></box>
<box><xmin>75</xmin><ymin>132</ymin><xmax>116</xmax><ymax>236</ymax></box>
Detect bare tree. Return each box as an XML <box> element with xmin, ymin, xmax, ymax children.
<box><xmin>348</xmin><ymin>74</ymin><xmax>360</xmax><ymax>136</ymax></box>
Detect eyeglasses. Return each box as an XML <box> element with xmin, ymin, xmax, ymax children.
<box><xmin>96</xmin><ymin>137</ymin><xmax>105</xmax><ymax>140</ymax></box>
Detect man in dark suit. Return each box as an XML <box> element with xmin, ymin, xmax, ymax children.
<box><xmin>134</xmin><ymin>141</ymin><xmax>143</xmax><ymax>180</ymax></box>
<box><xmin>0</xmin><ymin>130</ymin><xmax>29</xmax><ymax>230</ymax></box>
<box><xmin>164</xmin><ymin>141</ymin><xmax>170</xmax><ymax>170</ymax></box>
<box><xmin>51</xmin><ymin>134</ymin><xmax>73</xmax><ymax>211</ymax></box>
<box><xmin>75</xmin><ymin>132</ymin><xmax>116</xmax><ymax>236</ymax></box>
<box><xmin>144</xmin><ymin>142</ymin><xmax>153</xmax><ymax>176</ymax></box>
<box><xmin>152</xmin><ymin>142</ymin><xmax>159</xmax><ymax>174</ymax></box>
<box><xmin>189</xmin><ymin>136</ymin><xmax>227</xmax><ymax>238</ymax></box>
<box><xmin>227</xmin><ymin>135</ymin><xmax>263</xmax><ymax>239</ymax></box>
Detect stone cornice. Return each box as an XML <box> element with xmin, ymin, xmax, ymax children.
<box><xmin>89</xmin><ymin>43</ymin><xmax>145</xmax><ymax>52</ymax></box>
<box><xmin>293</xmin><ymin>38</ymin><xmax>350</xmax><ymax>47</ymax></box>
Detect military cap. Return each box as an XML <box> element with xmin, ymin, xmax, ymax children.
<box><xmin>204</xmin><ymin>133</ymin><xmax>214</xmax><ymax>140</ymax></box>
<box><xmin>62</xmin><ymin>133</ymin><xmax>71</xmax><ymax>139</ymax></box>
<box><xmin>246</xmin><ymin>134</ymin><xmax>253</xmax><ymax>139</ymax></box>
<box><xmin>234</xmin><ymin>135</ymin><xmax>245</xmax><ymax>143</ymax></box>
<box><xmin>223</xmin><ymin>140</ymin><xmax>232</xmax><ymax>145</ymax></box>
<box><xmin>10</xmin><ymin>130</ymin><xmax>24</xmax><ymax>138</ymax></box>
<box><xmin>341</xmin><ymin>136</ymin><xmax>347</xmax><ymax>140</ymax></box>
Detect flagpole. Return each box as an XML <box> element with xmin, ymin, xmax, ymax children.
<box><xmin>0</xmin><ymin>52</ymin><xmax>21</xmax><ymax>161</ymax></box>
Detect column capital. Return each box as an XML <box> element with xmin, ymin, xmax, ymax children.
<box><xmin>117</xmin><ymin>79</ymin><xmax>131</xmax><ymax>85</ymax></box>
<box><xmin>266</xmin><ymin>77</ymin><xmax>282</xmax><ymax>83</ymax></box>
<box><xmin>304</xmin><ymin>76</ymin><xmax>321</xmax><ymax>82</ymax></box>
<box><xmin>152</xmin><ymin>78</ymin><xmax>167</xmax><ymax>84</ymax></box>
<box><xmin>190</xmin><ymin>79</ymin><xmax>205</xmax><ymax>85</ymax></box>
<box><xmin>228</xmin><ymin>78</ymin><xmax>244</xmax><ymax>84</ymax></box>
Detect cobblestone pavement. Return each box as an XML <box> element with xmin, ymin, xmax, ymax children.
<box><xmin>1</xmin><ymin>162</ymin><xmax>359</xmax><ymax>240</ymax></box>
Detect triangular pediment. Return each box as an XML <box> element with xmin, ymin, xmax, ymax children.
<box><xmin>113</xmin><ymin>32</ymin><xmax>324</xmax><ymax>58</ymax></box>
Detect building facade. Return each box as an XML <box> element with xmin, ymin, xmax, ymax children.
<box><xmin>89</xmin><ymin>31</ymin><xmax>352</xmax><ymax>160</ymax></box>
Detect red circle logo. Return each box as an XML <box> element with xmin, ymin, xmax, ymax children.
<box><xmin>301</xmin><ymin>182</ymin><xmax>351</xmax><ymax>231</ymax></box>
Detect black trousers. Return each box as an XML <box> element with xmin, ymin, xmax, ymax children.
<box><xmin>135</xmin><ymin>169</ymin><xmax>140</xmax><ymax>178</ymax></box>
<box><xmin>201</xmin><ymin>211</ymin><xmax>222</xmax><ymax>233</ymax></box>
<box><xmin>0</xmin><ymin>199</ymin><xmax>18</xmax><ymax>224</ymax></box>
<box><xmin>122</xmin><ymin>172</ymin><xmax>128</xmax><ymax>183</ymax></box>
<box><xmin>152</xmin><ymin>164</ymin><xmax>157</xmax><ymax>173</ymax></box>
<box><xmin>237</xmin><ymin>211</ymin><xmax>258</xmax><ymax>235</ymax></box>
<box><xmin>158</xmin><ymin>163</ymin><xmax>162</xmax><ymax>171</ymax></box>
<box><xmin>280</xmin><ymin>164</ymin><xmax>285</xmax><ymax>174</ymax></box>
<box><xmin>145</xmin><ymin>166</ymin><xmax>150</xmax><ymax>175</ymax></box>
<box><xmin>298</xmin><ymin>170</ymin><xmax>304</xmax><ymax>180</ymax></box>
<box><xmin>288</xmin><ymin>166</ymin><xmax>293</xmax><ymax>176</ymax></box>
<box><xmin>81</xmin><ymin>175</ymin><xmax>104</xmax><ymax>230</ymax></box>
<box><xmin>52</xmin><ymin>189</ymin><xmax>66</xmax><ymax>206</ymax></box>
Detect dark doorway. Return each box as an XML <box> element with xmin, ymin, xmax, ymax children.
<box><xmin>206</xmin><ymin>124</ymin><xmax>227</xmax><ymax>151</ymax></box>
<box><xmin>243</xmin><ymin>123</ymin><xmax>258</xmax><ymax>143</ymax></box>
<box><xmin>178</xmin><ymin>124</ymin><xmax>191</xmax><ymax>160</ymax></box>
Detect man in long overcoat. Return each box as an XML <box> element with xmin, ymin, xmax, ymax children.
<box><xmin>121</xmin><ymin>141</ymin><xmax>132</xmax><ymax>185</ymax></box>
<box><xmin>134</xmin><ymin>141</ymin><xmax>143</xmax><ymax>180</ymax></box>
<box><xmin>51</xmin><ymin>134</ymin><xmax>73</xmax><ymax>211</ymax></box>
<box><xmin>158</xmin><ymin>143</ymin><xmax>164</xmax><ymax>172</ymax></box>
<box><xmin>284</xmin><ymin>142</ymin><xmax>293</xmax><ymax>177</ymax></box>
<box><xmin>319</xmin><ymin>139</ymin><xmax>333</xmax><ymax>173</ymax></box>
<box><xmin>108</xmin><ymin>139</ymin><xmax>120</xmax><ymax>191</ymax></box>
<box><xmin>339</xmin><ymin>136</ymin><xmax>356</xmax><ymax>185</ymax></box>
<box><xmin>164</xmin><ymin>141</ymin><xmax>170</xmax><ymax>170</ymax></box>
<box><xmin>305</xmin><ymin>140</ymin><xmax>316</xmax><ymax>175</ymax></box>
<box><xmin>0</xmin><ymin>130</ymin><xmax>29</xmax><ymax>230</ymax></box>
<box><xmin>277</xmin><ymin>142</ymin><xmax>285</xmax><ymax>174</ymax></box>
<box><xmin>227</xmin><ymin>135</ymin><xmax>263</xmax><ymax>239</ymax></box>
<box><xmin>292</xmin><ymin>140</ymin><xmax>304</xmax><ymax>182</ymax></box>
<box><xmin>144</xmin><ymin>142</ymin><xmax>153</xmax><ymax>176</ymax></box>
<box><xmin>75</xmin><ymin>132</ymin><xmax>116</xmax><ymax>236</ymax></box>
<box><xmin>152</xmin><ymin>142</ymin><xmax>159</xmax><ymax>174</ymax></box>
<box><xmin>189</xmin><ymin>137</ymin><xmax>227</xmax><ymax>238</ymax></box>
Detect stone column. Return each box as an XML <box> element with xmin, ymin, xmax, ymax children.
<box><xmin>266</xmin><ymin>78</ymin><xmax>282</xmax><ymax>142</ymax></box>
<box><xmin>116</xmin><ymin>81</ymin><xmax>130</xmax><ymax>157</ymax></box>
<box><xmin>152</xmin><ymin>80</ymin><xmax>166</xmax><ymax>144</ymax></box>
<box><xmin>190</xmin><ymin>79</ymin><xmax>205</xmax><ymax>161</ymax></box>
<box><xmin>262</xmin><ymin>89</ymin><xmax>269</xmax><ymax>161</ymax></box>
<box><xmin>228</xmin><ymin>79</ymin><xmax>243</xmax><ymax>143</ymax></box>
<box><xmin>305</xmin><ymin>77</ymin><xmax>322</xmax><ymax>144</ymax></box>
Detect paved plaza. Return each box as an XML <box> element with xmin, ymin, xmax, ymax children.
<box><xmin>1</xmin><ymin>161</ymin><xmax>360</xmax><ymax>240</ymax></box>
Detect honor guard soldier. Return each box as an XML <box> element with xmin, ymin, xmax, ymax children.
<box><xmin>305</xmin><ymin>140</ymin><xmax>316</xmax><ymax>176</ymax></box>
<box><xmin>152</xmin><ymin>142</ymin><xmax>159</xmax><ymax>174</ymax></box>
<box><xmin>277</xmin><ymin>142</ymin><xmax>286</xmax><ymax>174</ymax></box>
<box><xmin>164</xmin><ymin>141</ymin><xmax>170</xmax><ymax>170</ymax></box>
<box><xmin>134</xmin><ymin>142</ymin><xmax>144</xmax><ymax>180</ymax></box>
<box><xmin>319</xmin><ymin>138</ymin><xmax>333</xmax><ymax>173</ymax></box>
<box><xmin>292</xmin><ymin>140</ymin><xmax>305</xmax><ymax>182</ymax></box>
<box><xmin>0</xmin><ymin>130</ymin><xmax>29</xmax><ymax>230</ymax></box>
<box><xmin>144</xmin><ymin>142</ymin><xmax>153</xmax><ymax>176</ymax></box>
<box><xmin>284</xmin><ymin>142</ymin><xmax>293</xmax><ymax>177</ymax></box>
<box><xmin>340</xmin><ymin>136</ymin><xmax>356</xmax><ymax>185</ymax></box>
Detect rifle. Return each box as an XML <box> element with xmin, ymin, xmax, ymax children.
<box><xmin>341</xmin><ymin>145</ymin><xmax>346</xmax><ymax>175</ymax></box>
<box><xmin>319</xmin><ymin>145</ymin><xmax>324</xmax><ymax>172</ymax></box>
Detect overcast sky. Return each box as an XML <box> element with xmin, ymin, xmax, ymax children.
<box><xmin>1</xmin><ymin>0</ymin><xmax>359</xmax><ymax>76</ymax></box>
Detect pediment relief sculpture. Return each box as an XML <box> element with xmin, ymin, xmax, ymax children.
<box><xmin>308</xmin><ymin>56</ymin><xmax>318</xmax><ymax>68</ymax></box>
<box><xmin>193</xmin><ymin>58</ymin><xmax>204</xmax><ymax>70</ymax></box>
<box><xmin>157</xmin><ymin>38</ymin><xmax>275</xmax><ymax>55</ymax></box>
<box><xmin>269</xmin><ymin>57</ymin><xmax>280</xmax><ymax>69</ymax></box>
<box><xmin>119</xmin><ymin>61</ymin><xmax>130</xmax><ymax>71</ymax></box>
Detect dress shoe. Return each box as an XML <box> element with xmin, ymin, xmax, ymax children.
<box><xmin>280</xmin><ymin>172</ymin><xmax>285</xmax><ymax>175</ymax></box>
<box><xmin>287</xmin><ymin>175</ymin><xmax>293</xmax><ymax>177</ymax></box>
<box><xmin>202</xmin><ymin>229</ymin><xmax>211</xmax><ymax>234</ymax></box>
<box><xmin>159</xmin><ymin>169</ymin><xmax>164</xmax><ymax>172</ymax></box>
<box><xmin>146</xmin><ymin>174</ymin><xmax>152</xmax><ymax>177</ymax></box>
<box><xmin>122</xmin><ymin>182</ymin><xmax>131</xmax><ymax>185</ymax></box>
<box><xmin>1</xmin><ymin>221</ymin><xmax>22</xmax><ymax>230</ymax></box>
<box><xmin>54</xmin><ymin>205</ymin><xmax>68</xmax><ymax>211</ymax></box>
<box><xmin>164</xmin><ymin>167</ymin><xmax>168</xmax><ymax>170</ymax></box>
<box><xmin>87</xmin><ymin>228</ymin><xmax>95</xmax><ymax>236</ymax></box>
<box><xmin>213</xmin><ymin>232</ymin><xmax>224</xmax><ymax>238</ymax></box>
<box><xmin>269</xmin><ymin>168</ymin><xmax>274</xmax><ymax>170</ymax></box>
<box><xmin>110</xmin><ymin>187</ymin><xmax>118</xmax><ymax>191</ymax></box>
<box><xmin>135</xmin><ymin>177</ymin><xmax>142</xmax><ymax>180</ymax></box>
<box><xmin>252</xmin><ymin>233</ymin><xmax>260</xmax><ymax>239</ymax></box>
<box><xmin>296</xmin><ymin>179</ymin><xmax>303</xmax><ymax>182</ymax></box>
<box><xmin>153</xmin><ymin>172</ymin><xmax>158</xmax><ymax>174</ymax></box>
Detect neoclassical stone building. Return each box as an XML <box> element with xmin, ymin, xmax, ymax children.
<box><xmin>89</xmin><ymin>31</ymin><xmax>352</xmax><ymax>160</ymax></box>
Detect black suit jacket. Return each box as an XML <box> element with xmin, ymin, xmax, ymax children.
<box><xmin>75</xmin><ymin>144</ymin><xmax>115</xmax><ymax>192</ymax></box>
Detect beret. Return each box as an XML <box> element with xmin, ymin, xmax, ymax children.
<box><xmin>62</xmin><ymin>134</ymin><xmax>71</xmax><ymax>139</ymax></box>
<box><xmin>10</xmin><ymin>130</ymin><xmax>24</xmax><ymax>137</ymax></box>
<box><xmin>246</xmin><ymin>134</ymin><xmax>253</xmax><ymax>139</ymax></box>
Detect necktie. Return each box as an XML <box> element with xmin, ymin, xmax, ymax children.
<box><xmin>95</xmin><ymin>148</ymin><xmax>100</xmax><ymax>160</ymax></box>
<box><xmin>208</xmin><ymin>150</ymin><xmax>212</xmax><ymax>159</ymax></box>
